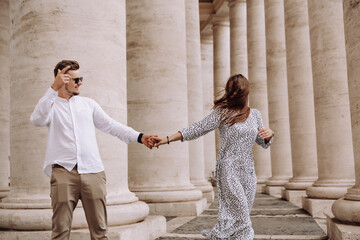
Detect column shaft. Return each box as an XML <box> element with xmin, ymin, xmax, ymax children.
<box><xmin>264</xmin><ymin>0</ymin><xmax>292</xmax><ymax>195</ymax></box>
<box><xmin>229</xmin><ymin>0</ymin><xmax>247</xmax><ymax>77</ymax></box>
<box><xmin>185</xmin><ymin>0</ymin><xmax>213</xmax><ymax>201</ymax></box>
<box><xmin>306</xmin><ymin>0</ymin><xmax>355</xmax><ymax>200</ymax></box>
<box><xmin>0</xmin><ymin>0</ymin><xmax>10</xmax><ymax>198</ymax></box>
<box><xmin>201</xmin><ymin>32</ymin><xmax>216</xmax><ymax>184</ymax></box>
<box><xmin>127</xmin><ymin>0</ymin><xmax>205</xmax><ymax>216</ymax></box>
<box><xmin>247</xmin><ymin>0</ymin><xmax>271</xmax><ymax>186</ymax></box>
<box><xmin>212</xmin><ymin>19</ymin><xmax>230</xmax><ymax>156</ymax></box>
<box><xmin>283</xmin><ymin>0</ymin><xmax>318</xmax><ymax>190</ymax></box>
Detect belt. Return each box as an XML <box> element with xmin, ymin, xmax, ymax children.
<box><xmin>52</xmin><ymin>164</ymin><xmax>77</xmax><ymax>170</ymax></box>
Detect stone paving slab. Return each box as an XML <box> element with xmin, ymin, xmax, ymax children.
<box><xmin>156</xmin><ymin>188</ymin><xmax>328</xmax><ymax>240</ymax></box>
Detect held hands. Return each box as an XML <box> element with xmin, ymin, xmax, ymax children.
<box><xmin>51</xmin><ymin>66</ymin><xmax>71</xmax><ymax>91</ymax></box>
<box><xmin>258</xmin><ymin>128</ymin><xmax>274</xmax><ymax>142</ymax></box>
<box><xmin>141</xmin><ymin>134</ymin><xmax>162</xmax><ymax>149</ymax></box>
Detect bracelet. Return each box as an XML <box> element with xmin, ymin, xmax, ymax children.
<box><xmin>167</xmin><ymin>136</ymin><xmax>170</xmax><ymax>144</ymax></box>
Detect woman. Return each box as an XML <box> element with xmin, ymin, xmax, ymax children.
<box><xmin>155</xmin><ymin>74</ymin><xmax>274</xmax><ymax>239</ymax></box>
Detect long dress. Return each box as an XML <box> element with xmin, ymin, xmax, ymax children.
<box><xmin>180</xmin><ymin>108</ymin><xmax>273</xmax><ymax>240</ymax></box>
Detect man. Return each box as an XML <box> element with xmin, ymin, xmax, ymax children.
<box><xmin>30</xmin><ymin>60</ymin><xmax>157</xmax><ymax>240</ymax></box>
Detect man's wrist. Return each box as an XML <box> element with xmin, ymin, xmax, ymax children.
<box><xmin>137</xmin><ymin>133</ymin><xmax>144</xmax><ymax>144</ymax></box>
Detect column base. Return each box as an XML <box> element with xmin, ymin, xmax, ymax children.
<box><xmin>265</xmin><ymin>186</ymin><xmax>284</xmax><ymax>197</ymax></box>
<box><xmin>192</xmin><ymin>181</ymin><xmax>214</xmax><ymax>203</ymax></box>
<box><xmin>256</xmin><ymin>183</ymin><xmax>266</xmax><ymax>193</ymax></box>
<box><xmin>147</xmin><ymin>198</ymin><xmax>207</xmax><ymax>216</ymax></box>
<box><xmin>0</xmin><ymin>215</ymin><xmax>166</xmax><ymax>240</ymax></box>
<box><xmin>202</xmin><ymin>191</ymin><xmax>214</xmax><ymax>203</ymax></box>
<box><xmin>0</xmin><ymin>201</ymin><xmax>149</xmax><ymax>230</ymax></box>
<box><xmin>302</xmin><ymin>197</ymin><xmax>335</xmax><ymax>218</ymax></box>
<box><xmin>327</xmin><ymin>214</ymin><xmax>360</xmax><ymax>240</ymax></box>
<box><xmin>281</xmin><ymin>189</ymin><xmax>306</xmax><ymax>207</ymax></box>
<box><xmin>0</xmin><ymin>190</ymin><xmax>9</xmax><ymax>199</ymax></box>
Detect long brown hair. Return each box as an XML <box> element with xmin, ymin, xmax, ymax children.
<box><xmin>213</xmin><ymin>74</ymin><xmax>250</xmax><ymax>126</ymax></box>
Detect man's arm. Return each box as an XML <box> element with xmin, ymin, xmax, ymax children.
<box><xmin>30</xmin><ymin>66</ymin><xmax>71</xmax><ymax>127</ymax></box>
<box><xmin>92</xmin><ymin>101</ymin><xmax>158</xmax><ymax>148</ymax></box>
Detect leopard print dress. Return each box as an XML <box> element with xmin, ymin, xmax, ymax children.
<box><xmin>180</xmin><ymin>108</ymin><xmax>273</xmax><ymax>240</ymax></box>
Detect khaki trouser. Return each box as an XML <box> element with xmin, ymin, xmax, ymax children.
<box><xmin>50</xmin><ymin>166</ymin><xmax>108</xmax><ymax>240</ymax></box>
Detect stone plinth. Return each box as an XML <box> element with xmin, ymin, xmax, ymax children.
<box><xmin>281</xmin><ymin>189</ymin><xmax>306</xmax><ymax>207</ymax></box>
<box><xmin>0</xmin><ymin>215</ymin><xmax>166</xmax><ymax>240</ymax></box>
<box><xmin>265</xmin><ymin>186</ymin><xmax>284</xmax><ymax>198</ymax></box>
<box><xmin>327</xmin><ymin>214</ymin><xmax>360</xmax><ymax>240</ymax></box>
<box><xmin>148</xmin><ymin>198</ymin><xmax>207</xmax><ymax>217</ymax></box>
<box><xmin>302</xmin><ymin>197</ymin><xmax>335</xmax><ymax>219</ymax></box>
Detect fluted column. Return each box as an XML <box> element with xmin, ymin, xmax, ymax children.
<box><xmin>201</xmin><ymin>31</ymin><xmax>216</xmax><ymax>191</ymax></box>
<box><xmin>303</xmin><ymin>0</ymin><xmax>355</xmax><ymax>219</ymax></box>
<box><xmin>282</xmin><ymin>0</ymin><xmax>318</xmax><ymax>206</ymax></box>
<box><xmin>0</xmin><ymin>0</ymin><xmax>10</xmax><ymax>199</ymax></box>
<box><xmin>264</xmin><ymin>0</ymin><xmax>292</xmax><ymax>196</ymax></box>
<box><xmin>247</xmin><ymin>0</ymin><xmax>271</xmax><ymax>189</ymax></box>
<box><xmin>0</xmin><ymin>1</ymin><xmax>157</xmax><ymax>238</ymax></box>
<box><xmin>185</xmin><ymin>0</ymin><xmax>213</xmax><ymax>203</ymax></box>
<box><xmin>212</xmin><ymin>17</ymin><xmax>230</xmax><ymax>156</ymax></box>
<box><xmin>127</xmin><ymin>0</ymin><xmax>206</xmax><ymax>217</ymax></box>
<box><xmin>328</xmin><ymin>1</ymin><xmax>360</xmax><ymax>237</ymax></box>
<box><xmin>229</xmin><ymin>0</ymin><xmax>247</xmax><ymax>77</ymax></box>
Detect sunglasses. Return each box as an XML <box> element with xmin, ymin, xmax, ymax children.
<box><xmin>71</xmin><ymin>77</ymin><xmax>83</xmax><ymax>84</ymax></box>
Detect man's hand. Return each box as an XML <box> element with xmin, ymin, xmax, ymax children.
<box><xmin>51</xmin><ymin>66</ymin><xmax>71</xmax><ymax>91</ymax></box>
<box><xmin>141</xmin><ymin>134</ymin><xmax>161</xmax><ymax>149</ymax></box>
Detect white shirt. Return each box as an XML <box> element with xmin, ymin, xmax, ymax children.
<box><xmin>30</xmin><ymin>87</ymin><xmax>140</xmax><ymax>177</ymax></box>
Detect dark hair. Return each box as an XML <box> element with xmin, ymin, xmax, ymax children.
<box><xmin>213</xmin><ymin>74</ymin><xmax>250</xmax><ymax>126</ymax></box>
<box><xmin>53</xmin><ymin>60</ymin><xmax>80</xmax><ymax>77</ymax></box>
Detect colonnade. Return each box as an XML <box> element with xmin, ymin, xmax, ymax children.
<box><xmin>0</xmin><ymin>0</ymin><xmax>359</xmax><ymax>239</ymax></box>
<box><xmin>200</xmin><ymin>0</ymin><xmax>359</xmax><ymax>238</ymax></box>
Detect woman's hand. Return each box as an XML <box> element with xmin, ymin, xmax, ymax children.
<box><xmin>258</xmin><ymin>128</ymin><xmax>274</xmax><ymax>142</ymax></box>
<box><xmin>154</xmin><ymin>137</ymin><xmax>169</xmax><ymax>148</ymax></box>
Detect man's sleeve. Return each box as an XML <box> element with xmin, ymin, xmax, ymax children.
<box><xmin>30</xmin><ymin>87</ymin><xmax>57</xmax><ymax>127</ymax></box>
<box><xmin>92</xmin><ymin>100</ymin><xmax>140</xmax><ymax>144</ymax></box>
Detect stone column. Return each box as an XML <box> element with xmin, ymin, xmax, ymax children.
<box><xmin>282</xmin><ymin>0</ymin><xmax>318</xmax><ymax>207</ymax></box>
<box><xmin>229</xmin><ymin>0</ymin><xmax>247</xmax><ymax>77</ymax></box>
<box><xmin>303</xmin><ymin>0</ymin><xmax>355</xmax><ymax>219</ymax></box>
<box><xmin>0</xmin><ymin>0</ymin><xmax>10</xmax><ymax>199</ymax></box>
<box><xmin>247</xmin><ymin>0</ymin><xmax>271</xmax><ymax>191</ymax></box>
<box><xmin>327</xmin><ymin>1</ymin><xmax>360</xmax><ymax>237</ymax></box>
<box><xmin>127</xmin><ymin>0</ymin><xmax>206</xmax><ymax>217</ymax></box>
<box><xmin>185</xmin><ymin>0</ymin><xmax>213</xmax><ymax>203</ymax></box>
<box><xmin>0</xmin><ymin>1</ymin><xmax>165</xmax><ymax>239</ymax></box>
<box><xmin>212</xmin><ymin>17</ymin><xmax>230</xmax><ymax>156</ymax></box>
<box><xmin>201</xmin><ymin>30</ymin><xmax>217</xmax><ymax>192</ymax></box>
<box><xmin>264</xmin><ymin>0</ymin><xmax>293</xmax><ymax>197</ymax></box>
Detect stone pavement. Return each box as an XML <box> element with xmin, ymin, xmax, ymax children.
<box><xmin>156</xmin><ymin>189</ymin><xmax>328</xmax><ymax>240</ymax></box>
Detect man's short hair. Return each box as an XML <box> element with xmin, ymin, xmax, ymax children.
<box><xmin>53</xmin><ymin>60</ymin><xmax>80</xmax><ymax>77</ymax></box>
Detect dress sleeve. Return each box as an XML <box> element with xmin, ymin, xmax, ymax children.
<box><xmin>255</xmin><ymin>109</ymin><xmax>274</xmax><ymax>149</ymax></box>
<box><xmin>180</xmin><ymin>108</ymin><xmax>221</xmax><ymax>141</ymax></box>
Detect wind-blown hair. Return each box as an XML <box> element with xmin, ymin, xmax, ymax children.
<box><xmin>213</xmin><ymin>74</ymin><xmax>250</xmax><ymax>126</ymax></box>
